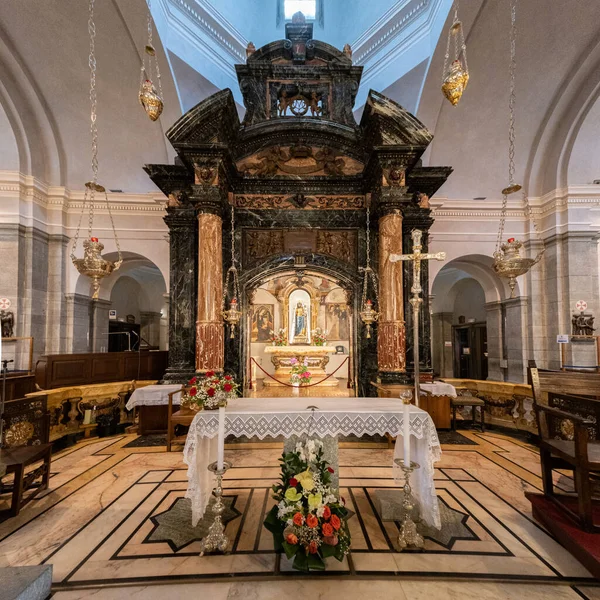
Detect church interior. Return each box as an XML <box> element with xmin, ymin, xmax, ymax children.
<box><xmin>0</xmin><ymin>0</ymin><xmax>600</xmax><ymax>598</ymax></box>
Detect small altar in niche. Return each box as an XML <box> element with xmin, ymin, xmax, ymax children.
<box><xmin>264</xmin><ymin>345</ymin><xmax>338</xmax><ymax>387</ymax></box>
<box><xmin>249</xmin><ymin>273</ymin><xmax>350</xmax><ymax>388</ymax></box>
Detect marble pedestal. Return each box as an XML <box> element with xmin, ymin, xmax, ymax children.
<box><xmin>264</xmin><ymin>345</ymin><xmax>338</xmax><ymax>387</ymax></box>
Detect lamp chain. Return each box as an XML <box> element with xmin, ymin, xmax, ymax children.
<box><xmin>360</xmin><ymin>200</ymin><xmax>379</xmax><ymax>308</ymax></box>
<box><xmin>222</xmin><ymin>206</ymin><xmax>240</xmax><ymax>309</ymax></box>
<box><xmin>442</xmin><ymin>1</ymin><xmax>467</xmax><ymax>83</ymax></box>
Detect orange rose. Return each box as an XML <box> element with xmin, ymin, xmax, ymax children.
<box><xmin>306</xmin><ymin>514</ymin><xmax>318</xmax><ymax>528</ymax></box>
<box><xmin>308</xmin><ymin>541</ymin><xmax>319</xmax><ymax>554</ymax></box>
<box><xmin>286</xmin><ymin>533</ymin><xmax>298</xmax><ymax>545</ymax></box>
<box><xmin>323</xmin><ymin>535</ymin><xmax>338</xmax><ymax>546</ymax></box>
<box><xmin>322</xmin><ymin>506</ymin><xmax>331</xmax><ymax>520</ymax></box>
<box><xmin>322</xmin><ymin>522</ymin><xmax>334</xmax><ymax>537</ymax></box>
<box><xmin>292</xmin><ymin>512</ymin><xmax>304</xmax><ymax>526</ymax></box>
<box><xmin>330</xmin><ymin>514</ymin><xmax>341</xmax><ymax>531</ymax></box>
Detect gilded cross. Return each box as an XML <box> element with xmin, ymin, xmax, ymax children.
<box><xmin>389</xmin><ymin>229</ymin><xmax>446</xmax><ymax>404</ymax></box>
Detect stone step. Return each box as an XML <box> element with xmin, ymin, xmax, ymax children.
<box><xmin>0</xmin><ymin>565</ymin><xmax>52</xmax><ymax>600</ymax></box>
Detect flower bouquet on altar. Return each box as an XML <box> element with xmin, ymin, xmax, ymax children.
<box><xmin>269</xmin><ymin>328</ymin><xmax>287</xmax><ymax>346</ymax></box>
<box><xmin>311</xmin><ymin>327</ymin><xmax>328</xmax><ymax>346</ymax></box>
<box><xmin>289</xmin><ymin>357</ymin><xmax>311</xmax><ymax>386</ymax></box>
<box><xmin>264</xmin><ymin>439</ymin><xmax>351</xmax><ymax>572</ymax></box>
<box><xmin>184</xmin><ymin>371</ymin><xmax>239</xmax><ymax>411</ymax></box>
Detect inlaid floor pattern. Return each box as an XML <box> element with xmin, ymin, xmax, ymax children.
<box><xmin>0</xmin><ymin>430</ymin><xmax>598</xmax><ymax>600</ymax></box>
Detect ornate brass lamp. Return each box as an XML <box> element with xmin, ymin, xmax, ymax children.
<box><xmin>70</xmin><ymin>0</ymin><xmax>122</xmax><ymax>300</ymax></box>
<box><xmin>222</xmin><ymin>206</ymin><xmax>242</xmax><ymax>338</ymax></box>
<box><xmin>492</xmin><ymin>0</ymin><xmax>544</xmax><ymax>298</ymax></box>
<box><xmin>441</xmin><ymin>2</ymin><xmax>469</xmax><ymax>106</ymax></box>
<box><xmin>359</xmin><ymin>200</ymin><xmax>379</xmax><ymax>338</ymax></box>
<box><xmin>138</xmin><ymin>0</ymin><xmax>164</xmax><ymax>121</ymax></box>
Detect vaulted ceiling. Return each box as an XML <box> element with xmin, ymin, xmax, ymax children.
<box><xmin>0</xmin><ymin>0</ymin><xmax>599</xmax><ymax>198</ymax></box>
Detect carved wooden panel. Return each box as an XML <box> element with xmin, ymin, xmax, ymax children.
<box><xmin>242</xmin><ymin>229</ymin><xmax>357</xmax><ymax>267</ymax></box>
<box><xmin>233</xmin><ymin>194</ymin><xmax>364</xmax><ymax>209</ymax></box>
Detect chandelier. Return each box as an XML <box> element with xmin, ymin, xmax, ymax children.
<box><xmin>359</xmin><ymin>200</ymin><xmax>379</xmax><ymax>338</ymax></box>
<box><xmin>441</xmin><ymin>1</ymin><xmax>469</xmax><ymax>106</ymax></box>
<box><xmin>222</xmin><ymin>206</ymin><xmax>242</xmax><ymax>338</ymax></box>
<box><xmin>138</xmin><ymin>0</ymin><xmax>164</xmax><ymax>121</ymax></box>
<box><xmin>71</xmin><ymin>0</ymin><xmax>122</xmax><ymax>300</ymax></box>
<box><xmin>492</xmin><ymin>0</ymin><xmax>544</xmax><ymax>298</ymax></box>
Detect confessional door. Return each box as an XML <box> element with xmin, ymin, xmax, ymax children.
<box><xmin>453</xmin><ymin>323</ymin><xmax>488</xmax><ymax>380</ymax></box>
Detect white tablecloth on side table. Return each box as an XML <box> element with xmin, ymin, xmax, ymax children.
<box><xmin>183</xmin><ymin>397</ymin><xmax>442</xmax><ymax>529</ymax></box>
<box><xmin>125</xmin><ymin>384</ymin><xmax>183</xmax><ymax>410</ymax></box>
<box><xmin>420</xmin><ymin>382</ymin><xmax>457</xmax><ymax>397</ymax></box>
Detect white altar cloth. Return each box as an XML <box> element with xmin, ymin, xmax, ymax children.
<box><xmin>420</xmin><ymin>382</ymin><xmax>457</xmax><ymax>398</ymax></box>
<box><xmin>183</xmin><ymin>397</ymin><xmax>442</xmax><ymax>529</ymax></box>
<box><xmin>125</xmin><ymin>384</ymin><xmax>182</xmax><ymax>410</ymax></box>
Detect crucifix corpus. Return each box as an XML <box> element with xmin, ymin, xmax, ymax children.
<box><xmin>389</xmin><ymin>229</ymin><xmax>446</xmax><ymax>405</ymax></box>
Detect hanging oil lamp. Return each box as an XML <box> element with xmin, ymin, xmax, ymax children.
<box><xmin>71</xmin><ymin>0</ymin><xmax>122</xmax><ymax>300</ymax></box>
<box><xmin>222</xmin><ymin>206</ymin><xmax>242</xmax><ymax>338</ymax></box>
<box><xmin>492</xmin><ymin>0</ymin><xmax>544</xmax><ymax>298</ymax></box>
<box><xmin>359</xmin><ymin>200</ymin><xmax>379</xmax><ymax>338</ymax></box>
<box><xmin>139</xmin><ymin>0</ymin><xmax>164</xmax><ymax>121</ymax></box>
<box><xmin>441</xmin><ymin>2</ymin><xmax>469</xmax><ymax>106</ymax></box>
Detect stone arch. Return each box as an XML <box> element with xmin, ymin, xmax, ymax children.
<box><xmin>431</xmin><ymin>254</ymin><xmax>527</xmax><ymax>382</ymax></box>
<box><xmin>526</xmin><ymin>36</ymin><xmax>600</xmax><ymax>196</ymax></box>
<box><xmin>73</xmin><ymin>252</ymin><xmax>168</xmax><ymax>351</ymax></box>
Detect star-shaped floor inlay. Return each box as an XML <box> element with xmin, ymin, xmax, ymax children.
<box><xmin>149</xmin><ymin>496</ymin><xmax>241</xmax><ymax>551</ymax></box>
<box><xmin>418</xmin><ymin>499</ymin><xmax>477</xmax><ymax>549</ymax></box>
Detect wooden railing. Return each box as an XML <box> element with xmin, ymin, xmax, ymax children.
<box><xmin>442</xmin><ymin>378</ymin><xmax>535</xmax><ymax>433</ymax></box>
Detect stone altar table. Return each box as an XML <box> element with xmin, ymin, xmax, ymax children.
<box><xmin>263</xmin><ymin>345</ymin><xmax>338</xmax><ymax>387</ymax></box>
<box><xmin>183</xmin><ymin>397</ymin><xmax>442</xmax><ymax>529</ymax></box>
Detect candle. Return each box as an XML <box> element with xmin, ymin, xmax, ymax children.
<box><xmin>217</xmin><ymin>406</ymin><xmax>226</xmax><ymax>470</ymax></box>
<box><xmin>402</xmin><ymin>394</ymin><xmax>411</xmax><ymax>467</ymax></box>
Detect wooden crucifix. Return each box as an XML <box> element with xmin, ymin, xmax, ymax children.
<box><xmin>389</xmin><ymin>229</ymin><xmax>446</xmax><ymax>405</ymax></box>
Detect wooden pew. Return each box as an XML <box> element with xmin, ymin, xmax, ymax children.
<box><xmin>529</xmin><ymin>367</ymin><xmax>600</xmax><ymax>531</ymax></box>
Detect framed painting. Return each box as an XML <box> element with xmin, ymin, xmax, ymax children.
<box><xmin>251</xmin><ymin>304</ymin><xmax>274</xmax><ymax>342</ymax></box>
<box><xmin>325</xmin><ymin>303</ymin><xmax>349</xmax><ymax>340</ymax></box>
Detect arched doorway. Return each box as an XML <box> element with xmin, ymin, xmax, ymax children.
<box><xmin>431</xmin><ymin>255</ymin><xmax>529</xmax><ymax>382</ymax></box>
<box><xmin>73</xmin><ymin>252</ymin><xmax>167</xmax><ymax>353</ymax></box>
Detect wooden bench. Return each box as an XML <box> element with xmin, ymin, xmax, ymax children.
<box><xmin>0</xmin><ymin>444</ymin><xmax>52</xmax><ymax>519</ymax></box>
<box><xmin>529</xmin><ymin>367</ymin><xmax>600</xmax><ymax>531</ymax></box>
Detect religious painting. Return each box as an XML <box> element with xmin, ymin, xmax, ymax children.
<box><xmin>326</xmin><ymin>303</ymin><xmax>349</xmax><ymax>340</ymax></box>
<box><xmin>251</xmin><ymin>305</ymin><xmax>274</xmax><ymax>342</ymax></box>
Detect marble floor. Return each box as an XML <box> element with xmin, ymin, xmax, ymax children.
<box><xmin>0</xmin><ymin>430</ymin><xmax>598</xmax><ymax>599</ymax></box>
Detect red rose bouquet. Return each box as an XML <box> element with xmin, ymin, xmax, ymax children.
<box><xmin>186</xmin><ymin>372</ymin><xmax>239</xmax><ymax>410</ymax></box>
<box><xmin>263</xmin><ymin>439</ymin><xmax>350</xmax><ymax>571</ymax></box>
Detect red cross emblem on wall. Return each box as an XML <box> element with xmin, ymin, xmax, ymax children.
<box><xmin>0</xmin><ymin>298</ymin><xmax>11</xmax><ymax>310</ymax></box>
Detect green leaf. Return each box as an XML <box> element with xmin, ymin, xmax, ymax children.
<box><xmin>282</xmin><ymin>540</ymin><xmax>299</xmax><ymax>560</ymax></box>
<box><xmin>321</xmin><ymin>543</ymin><xmax>337</xmax><ymax>559</ymax></box>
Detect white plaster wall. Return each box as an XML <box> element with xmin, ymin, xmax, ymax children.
<box><xmin>568</xmin><ymin>97</ymin><xmax>600</xmax><ymax>185</ymax></box>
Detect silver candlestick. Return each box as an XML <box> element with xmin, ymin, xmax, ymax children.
<box><xmin>393</xmin><ymin>458</ymin><xmax>424</xmax><ymax>551</ymax></box>
<box><xmin>199</xmin><ymin>460</ymin><xmax>231</xmax><ymax>556</ymax></box>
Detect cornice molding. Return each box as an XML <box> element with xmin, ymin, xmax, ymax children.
<box><xmin>162</xmin><ymin>0</ymin><xmax>247</xmax><ymax>64</ymax></box>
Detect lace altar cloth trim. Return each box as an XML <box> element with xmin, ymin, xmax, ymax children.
<box><xmin>183</xmin><ymin>398</ymin><xmax>442</xmax><ymax>529</ymax></box>
<box><xmin>420</xmin><ymin>382</ymin><xmax>457</xmax><ymax>398</ymax></box>
<box><xmin>125</xmin><ymin>384</ymin><xmax>182</xmax><ymax>410</ymax></box>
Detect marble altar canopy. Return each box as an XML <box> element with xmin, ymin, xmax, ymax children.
<box><xmin>145</xmin><ymin>14</ymin><xmax>452</xmax><ymax>393</ymax></box>
<box><xmin>263</xmin><ymin>345</ymin><xmax>338</xmax><ymax>387</ymax></box>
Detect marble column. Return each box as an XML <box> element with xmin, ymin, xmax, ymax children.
<box><xmin>431</xmin><ymin>311</ymin><xmax>453</xmax><ymax>378</ymax></box>
<box><xmin>162</xmin><ymin>207</ymin><xmax>197</xmax><ymax>383</ymax></box>
<box><xmin>377</xmin><ymin>210</ymin><xmax>406</xmax><ymax>375</ymax></box>
<box><xmin>485</xmin><ymin>301</ymin><xmax>504</xmax><ymax>381</ymax></box>
<box><xmin>196</xmin><ymin>212</ymin><xmax>224</xmax><ymax>372</ymax></box>
<box><xmin>504</xmin><ymin>297</ymin><xmax>528</xmax><ymax>382</ymax></box>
